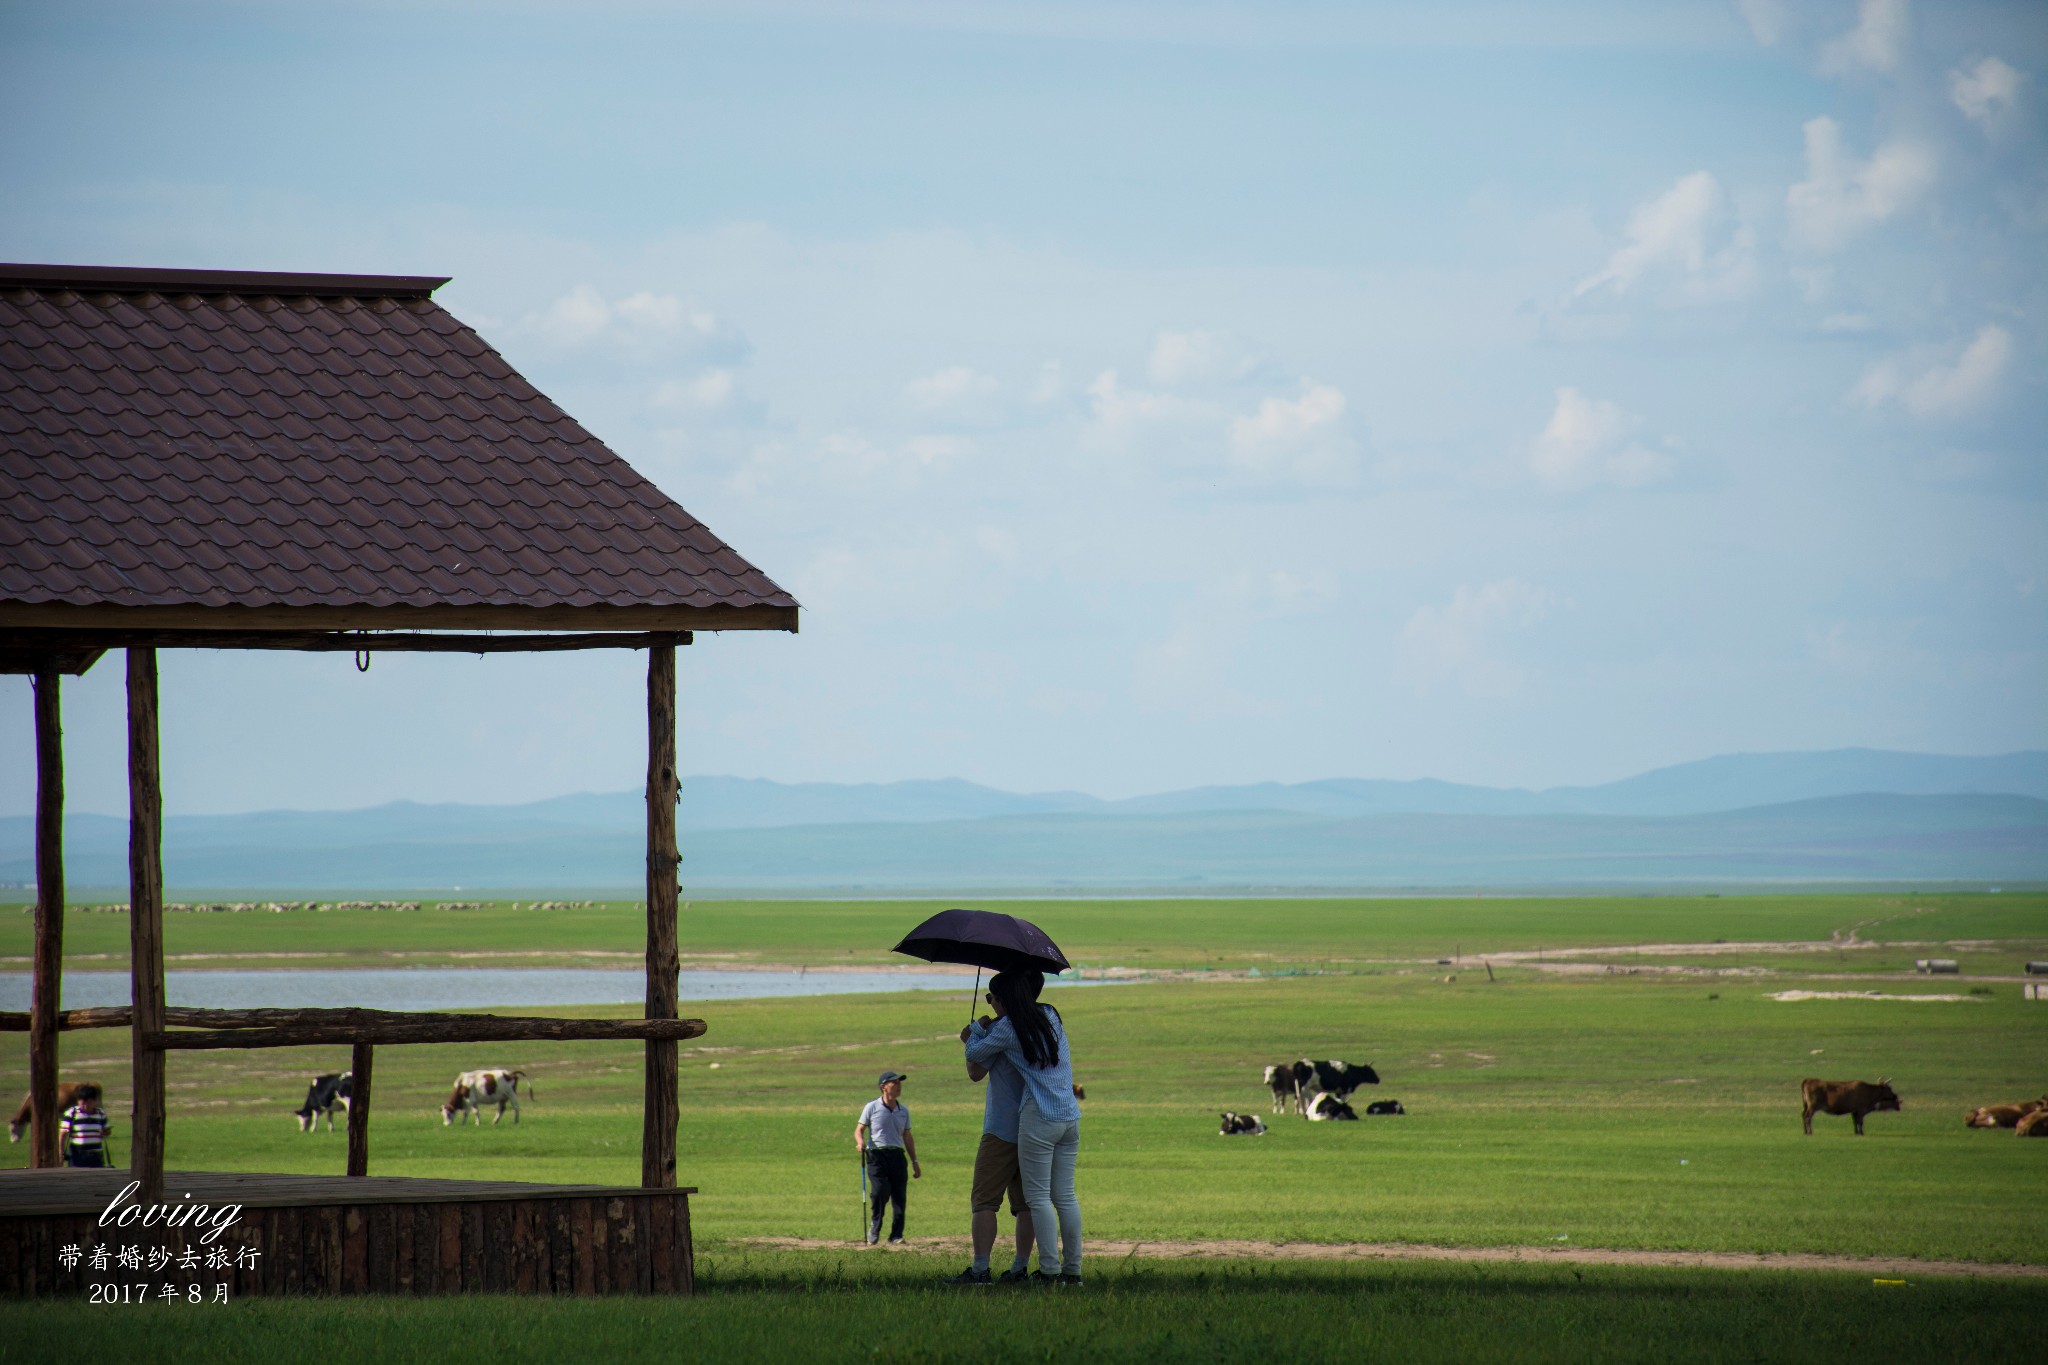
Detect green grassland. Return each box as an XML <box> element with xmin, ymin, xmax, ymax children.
<box><xmin>6</xmin><ymin>891</ymin><xmax>2046</xmax><ymax>1359</ymax></box>
<box><xmin>5</xmin><ymin>1253</ymin><xmax>2044</xmax><ymax>1365</ymax></box>
<box><xmin>8</xmin><ymin>891</ymin><xmax>2045</xmax><ymax>974</ymax></box>
<box><xmin>5</xmin><ymin>940</ymin><xmax>2044</xmax><ymax>1263</ymax></box>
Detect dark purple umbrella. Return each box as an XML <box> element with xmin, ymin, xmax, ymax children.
<box><xmin>892</xmin><ymin>908</ymin><xmax>1071</xmax><ymax>976</ymax></box>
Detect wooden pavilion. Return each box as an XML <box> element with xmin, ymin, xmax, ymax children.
<box><xmin>0</xmin><ymin>263</ymin><xmax>799</xmax><ymax>1295</ymax></box>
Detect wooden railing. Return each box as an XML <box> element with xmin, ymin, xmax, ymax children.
<box><xmin>0</xmin><ymin>1007</ymin><xmax>706</xmax><ymax>1178</ymax></box>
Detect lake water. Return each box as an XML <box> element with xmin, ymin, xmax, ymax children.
<box><xmin>0</xmin><ymin>967</ymin><xmax>1059</xmax><ymax>1013</ymax></box>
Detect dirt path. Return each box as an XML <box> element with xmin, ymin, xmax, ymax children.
<box><xmin>730</xmin><ymin>1236</ymin><xmax>2047</xmax><ymax>1280</ymax></box>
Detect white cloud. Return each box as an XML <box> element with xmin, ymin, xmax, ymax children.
<box><xmin>1851</xmin><ymin>325</ymin><xmax>2013</xmax><ymax>419</ymax></box>
<box><xmin>728</xmin><ymin>429</ymin><xmax>971</xmax><ymax>497</ymax></box>
<box><xmin>520</xmin><ymin>284</ymin><xmax>747</xmax><ymax>359</ymax></box>
<box><xmin>1819</xmin><ymin>312</ymin><xmax>1875</xmax><ymax>333</ymax></box>
<box><xmin>1574</xmin><ymin>171</ymin><xmax>1755</xmax><ymax>303</ymax></box>
<box><xmin>1148</xmin><ymin>329</ymin><xmax>1259</xmax><ymax>386</ymax></box>
<box><xmin>1229</xmin><ymin>382</ymin><xmax>1354</xmax><ymax>482</ymax></box>
<box><xmin>1084</xmin><ymin>369</ymin><xmax>1213</xmax><ymax>448</ymax></box>
<box><xmin>651</xmin><ymin>369</ymin><xmax>738</xmax><ymax>413</ymax></box>
<box><xmin>1735</xmin><ymin>0</ymin><xmax>1788</xmax><ymax>46</ymax></box>
<box><xmin>1820</xmin><ymin>0</ymin><xmax>1908</xmax><ymax>76</ymax></box>
<box><xmin>1530</xmin><ymin>388</ymin><xmax>1674</xmax><ymax>489</ymax></box>
<box><xmin>904</xmin><ymin>364</ymin><xmax>1001</xmax><ymax>413</ymax></box>
<box><xmin>1396</xmin><ymin>579</ymin><xmax>1563</xmax><ymax>699</ymax></box>
<box><xmin>1786</xmin><ymin>117</ymin><xmax>1936</xmax><ymax>251</ymax></box>
<box><xmin>531</xmin><ymin>283</ymin><xmax>611</xmax><ymax>345</ymax></box>
<box><xmin>1951</xmin><ymin>57</ymin><xmax>2023</xmax><ymax>128</ymax></box>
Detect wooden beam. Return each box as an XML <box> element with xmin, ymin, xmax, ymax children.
<box><xmin>126</xmin><ymin>647</ymin><xmax>166</xmax><ymax>1200</ymax></box>
<box><xmin>347</xmin><ymin>1044</ymin><xmax>373</xmax><ymax>1178</ymax></box>
<box><xmin>0</xmin><ymin>629</ymin><xmax>691</xmax><ymax>656</ymax></box>
<box><xmin>0</xmin><ymin>1005</ymin><xmax>681</xmax><ymax>1033</ymax></box>
<box><xmin>643</xmin><ymin>643</ymin><xmax>681</xmax><ymax>1190</ymax></box>
<box><xmin>0</xmin><ymin>648</ymin><xmax>104</xmax><ymax>676</ymax></box>
<box><xmin>28</xmin><ymin>668</ymin><xmax>63</xmax><ymax>1169</ymax></box>
<box><xmin>145</xmin><ymin>1018</ymin><xmax>708</xmax><ymax>1050</ymax></box>
<box><xmin>0</xmin><ymin>603</ymin><xmax>799</xmax><ymax>634</ymax></box>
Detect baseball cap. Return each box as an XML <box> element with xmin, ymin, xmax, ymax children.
<box><xmin>877</xmin><ymin>1071</ymin><xmax>908</xmax><ymax>1087</ymax></box>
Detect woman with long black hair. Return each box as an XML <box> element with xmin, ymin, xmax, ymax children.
<box><xmin>963</xmin><ymin>970</ymin><xmax>1083</xmax><ymax>1284</ymax></box>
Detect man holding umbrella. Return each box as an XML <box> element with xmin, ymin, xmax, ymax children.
<box><xmin>854</xmin><ymin>1071</ymin><xmax>920</xmax><ymax>1244</ymax></box>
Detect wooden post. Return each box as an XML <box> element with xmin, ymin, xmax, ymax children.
<box><xmin>642</xmin><ymin>643</ymin><xmax>680</xmax><ymax>1189</ymax></box>
<box><xmin>347</xmin><ymin>1043</ymin><xmax>373</xmax><ymax>1177</ymax></box>
<box><xmin>28</xmin><ymin>668</ymin><xmax>64</xmax><ymax>1169</ymax></box>
<box><xmin>127</xmin><ymin>648</ymin><xmax>166</xmax><ymax>1200</ymax></box>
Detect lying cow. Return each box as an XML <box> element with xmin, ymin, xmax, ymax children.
<box><xmin>1364</xmin><ymin>1100</ymin><xmax>1405</xmax><ymax>1116</ymax></box>
<box><xmin>443</xmin><ymin>1069</ymin><xmax>532</xmax><ymax>1126</ymax></box>
<box><xmin>2017</xmin><ymin>1109</ymin><xmax>2048</xmax><ymax>1138</ymax></box>
<box><xmin>1964</xmin><ymin>1098</ymin><xmax>2047</xmax><ymax>1129</ymax></box>
<box><xmin>9</xmin><ymin>1081</ymin><xmax>99</xmax><ymax>1143</ymax></box>
<box><xmin>1219</xmin><ymin>1111</ymin><xmax>1267</xmax><ymax>1136</ymax></box>
<box><xmin>294</xmin><ymin>1072</ymin><xmax>352</xmax><ymax>1133</ymax></box>
<box><xmin>1800</xmin><ymin>1078</ymin><xmax>1900</xmax><ymax>1135</ymax></box>
<box><xmin>1305</xmin><ymin>1091</ymin><xmax>1359</xmax><ymax>1121</ymax></box>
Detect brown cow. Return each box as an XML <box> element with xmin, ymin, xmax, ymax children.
<box><xmin>2017</xmin><ymin>1109</ymin><xmax>2048</xmax><ymax>1138</ymax></box>
<box><xmin>1964</xmin><ymin>1098</ymin><xmax>2047</xmax><ymax>1129</ymax></box>
<box><xmin>1801</xmin><ymin>1078</ymin><xmax>1900</xmax><ymax>1135</ymax></box>
<box><xmin>8</xmin><ymin>1082</ymin><xmax>99</xmax><ymax>1143</ymax></box>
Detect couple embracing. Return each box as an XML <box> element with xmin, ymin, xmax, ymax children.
<box><xmin>947</xmin><ymin>969</ymin><xmax>1084</xmax><ymax>1286</ymax></box>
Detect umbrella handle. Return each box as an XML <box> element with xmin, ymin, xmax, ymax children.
<box><xmin>969</xmin><ymin>966</ymin><xmax>981</xmax><ymax>1024</ymax></box>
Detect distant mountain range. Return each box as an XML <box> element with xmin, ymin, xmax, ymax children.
<box><xmin>3</xmin><ymin>748</ymin><xmax>2043</xmax><ymax>893</ymax></box>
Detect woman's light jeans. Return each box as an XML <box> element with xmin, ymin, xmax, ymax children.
<box><xmin>1017</xmin><ymin>1096</ymin><xmax>1081</xmax><ymax>1276</ymax></box>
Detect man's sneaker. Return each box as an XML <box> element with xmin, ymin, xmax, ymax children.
<box><xmin>942</xmin><ymin>1267</ymin><xmax>992</xmax><ymax>1285</ymax></box>
<box><xmin>1028</xmin><ymin>1271</ymin><xmax>1063</xmax><ymax>1286</ymax></box>
<box><xmin>1057</xmin><ymin>1273</ymin><xmax>1084</xmax><ymax>1287</ymax></box>
<box><xmin>996</xmin><ymin>1266</ymin><xmax>1033</xmax><ymax>1284</ymax></box>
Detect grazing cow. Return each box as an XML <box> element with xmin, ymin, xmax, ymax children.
<box><xmin>1800</xmin><ymin>1078</ymin><xmax>1901</xmax><ymax>1135</ymax></box>
<box><xmin>1264</xmin><ymin>1062</ymin><xmax>1311</xmax><ymax>1114</ymax></box>
<box><xmin>1304</xmin><ymin>1059</ymin><xmax>1380</xmax><ymax>1100</ymax></box>
<box><xmin>1364</xmin><ymin>1100</ymin><xmax>1406</xmax><ymax>1116</ymax></box>
<box><xmin>442</xmin><ymin>1069</ymin><xmax>532</xmax><ymax>1126</ymax></box>
<box><xmin>8</xmin><ymin>1081</ymin><xmax>99</xmax><ymax>1143</ymax></box>
<box><xmin>1305</xmin><ymin>1091</ymin><xmax>1359</xmax><ymax>1121</ymax></box>
<box><xmin>1964</xmin><ymin>1098</ymin><xmax>2047</xmax><ymax>1129</ymax></box>
<box><xmin>2017</xmin><ymin>1109</ymin><xmax>2048</xmax><ymax>1138</ymax></box>
<box><xmin>1218</xmin><ymin>1112</ymin><xmax>1268</xmax><ymax>1136</ymax></box>
<box><xmin>293</xmin><ymin>1072</ymin><xmax>352</xmax><ymax>1133</ymax></box>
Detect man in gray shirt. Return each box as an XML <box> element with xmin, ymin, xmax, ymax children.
<box><xmin>854</xmin><ymin>1071</ymin><xmax>920</xmax><ymax>1244</ymax></box>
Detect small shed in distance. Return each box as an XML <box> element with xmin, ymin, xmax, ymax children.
<box><xmin>0</xmin><ymin>263</ymin><xmax>800</xmax><ymax>1296</ymax></box>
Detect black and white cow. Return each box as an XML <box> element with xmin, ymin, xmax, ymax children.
<box><xmin>1364</xmin><ymin>1100</ymin><xmax>1405</xmax><ymax>1116</ymax></box>
<box><xmin>1219</xmin><ymin>1111</ymin><xmax>1268</xmax><ymax>1136</ymax></box>
<box><xmin>1305</xmin><ymin>1091</ymin><xmax>1359</xmax><ymax>1121</ymax></box>
<box><xmin>294</xmin><ymin>1072</ymin><xmax>352</xmax><ymax>1132</ymax></box>
<box><xmin>1304</xmin><ymin>1059</ymin><xmax>1379</xmax><ymax>1099</ymax></box>
<box><xmin>1263</xmin><ymin>1062</ymin><xmax>1311</xmax><ymax>1114</ymax></box>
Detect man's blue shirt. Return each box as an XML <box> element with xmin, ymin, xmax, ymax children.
<box><xmin>966</xmin><ymin>1010</ymin><xmax>1079</xmax><ymax>1124</ymax></box>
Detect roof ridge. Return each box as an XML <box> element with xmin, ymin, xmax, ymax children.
<box><xmin>0</xmin><ymin>264</ymin><xmax>450</xmax><ymax>300</ymax></box>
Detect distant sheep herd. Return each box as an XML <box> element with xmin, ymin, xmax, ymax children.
<box><xmin>35</xmin><ymin>899</ymin><xmax>600</xmax><ymax>916</ymax></box>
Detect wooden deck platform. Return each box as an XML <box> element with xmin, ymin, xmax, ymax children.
<box><xmin>0</xmin><ymin>1169</ymin><xmax>695</xmax><ymax>1298</ymax></box>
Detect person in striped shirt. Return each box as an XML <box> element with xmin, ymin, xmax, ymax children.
<box><xmin>59</xmin><ymin>1090</ymin><xmax>111</xmax><ymax>1168</ymax></box>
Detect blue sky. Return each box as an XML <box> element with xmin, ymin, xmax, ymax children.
<box><xmin>1</xmin><ymin>0</ymin><xmax>2043</xmax><ymax>816</ymax></box>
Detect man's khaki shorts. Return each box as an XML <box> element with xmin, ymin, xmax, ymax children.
<box><xmin>970</xmin><ymin>1132</ymin><xmax>1026</xmax><ymax>1215</ymax></box>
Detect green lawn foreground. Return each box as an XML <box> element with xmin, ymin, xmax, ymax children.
<box><xmin>4</xmin><ymin>1252</ymin><xmax>2044</xmax><ymax>1365</ymax></box>
<box><xmin>6</xmin><ymin>966</ymin><xmax>2043</xmax><ymax>1265</ymax></box>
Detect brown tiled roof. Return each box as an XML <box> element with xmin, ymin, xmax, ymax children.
<box><xmin>0</xmin><ymin>265</ymin><xmax>797</xmax><ymax>632</ymax></box>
